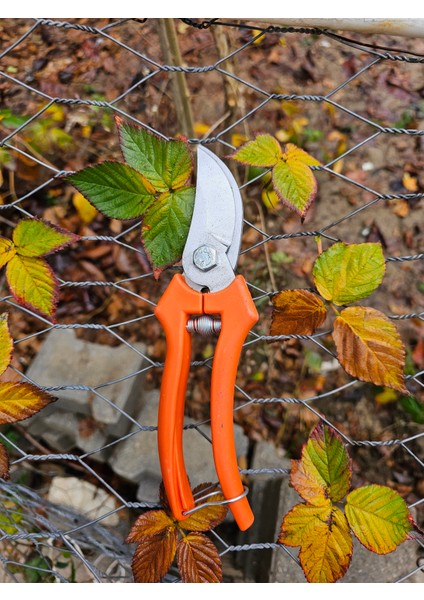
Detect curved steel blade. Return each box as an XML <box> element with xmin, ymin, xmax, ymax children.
<box><xmin>182</xmin><ymin>145</ymin><xmax>243</xmax><ymax>292</ymax></box>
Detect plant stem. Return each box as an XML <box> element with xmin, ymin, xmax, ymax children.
<box><xmin>158</xmin><ymin>19</ymin><xmax>195</xmax><ymax>139</ymax></box>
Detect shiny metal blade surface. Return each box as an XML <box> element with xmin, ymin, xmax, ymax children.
<box><xmin>182</xmin><ymin>146</ymin><xmax>243</xmax><ymax>292</ymax></box>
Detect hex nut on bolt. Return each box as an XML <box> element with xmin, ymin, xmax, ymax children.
<box><xmin>193</xmin><ymin>245</ymin><xmax>217</xmax><ymax>271</ymax></box>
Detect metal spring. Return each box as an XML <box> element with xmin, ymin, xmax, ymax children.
<box><xmin>186</xmin><ymin>315</ymin><xmax>221</xmax><ymax>336</ymax></box>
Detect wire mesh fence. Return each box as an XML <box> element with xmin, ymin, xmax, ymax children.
<box><xmin>0</xmin><ymin>17</ymin><xmax>423</xmax><ymax>583</ymax></box>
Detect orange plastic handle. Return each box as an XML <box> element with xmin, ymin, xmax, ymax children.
<box><xmin>154</xmin><ymin>275</ymin><xmax>203</xmax><ymax>520</ymax></box>
<box><xmin>155</xmin><ymin>274</ymin><xmax>259</xmax><ymax>531</ymax></box>
<box><xmin>205</xmin><ymin>276</ymin><xmax>259</xmax><ymax>530</ymax></box>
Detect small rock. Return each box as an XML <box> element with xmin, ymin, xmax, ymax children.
<box><xmin>47</xmin><ymin>476</ymin><xmax>119</xmax><ymax>527</ymax></box>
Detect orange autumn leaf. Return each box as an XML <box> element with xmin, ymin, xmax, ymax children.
<box><xmin>270</xmin><ymin>289</ymin><xmax>327</xmax><ymax>336</ymax></box>
<box><xmin>176</xmin><ymin>532</ymin><xmax>222</xmax><ymax>583</ymax></box>
<box><xmin>180</xmin><ymin>483</ymin><xmax>228</xmax><ymax>532</ymax></box>
<box><xmin>131</xmin><ymin>528</ymin><xmax>178</xmax><ymax>583</ymax></box>
<box><xmin>125</xmin><ymin>509</ymin><xmax>176</xmax><ymax>543</ymax></box>
<box><xmin>0</xmin><ymin>381</ymin><xmax>55</xmax><ymax>424</ymax></box>
<box><xmin>333</xmin><ymin>306</ymin><xmax>408</xmax><ymax>394</ymax></box>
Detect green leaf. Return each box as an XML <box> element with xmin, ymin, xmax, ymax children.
<box><xmin>67</xmin><ymin>161</ymin><xmax>156</xmax><ymax>220</ymax></box>
<box><xmin>345</xmin><ymin>484</ymin><xmax>413</xmax><ymax>554</ymax></box>
<box><xmin>12</xmin><ymin>218</ymin><xmax>78</xmax><ymax>257</ymax></box>
<box><xmin>142</xmin><ymin>186</ymin><xmax>195</xmax><ymax>274</ymax></box>
<box><xmin>399</xmin><ymin>395</ymin><xmax>424</xmax><ymax>424</ymax></box>
<box><xmin>0</xmin><ymin>313</ymin><xmax>13</xmax><ymax>378</ymax></box>
<box><xmin>229</xmin><ymin>133</ymin><xmax>282</xmax><ymax>167</ymax></box>
<box><xmin>313</xmin><ymin>242</ymin><xmax>386</xmax><ymax>305</ymax></box>
<box><xmin>290</xmin><ymin>423</ymin><xmax>351</xmax><ymax>505</ymax></box>
<box><xmin>117</xmin><ymin>120</ymin><xmax>193</xmax><ymax>191</ymax></box>
<box><xmin>272</xmin><ymin>145</ymin><xmax>318</xmax><ymax>218</ymax></box>
<box><xmin>6</xmin><ymin>255</ymin><xmax>59</xmax><ymax>320</ymax></box>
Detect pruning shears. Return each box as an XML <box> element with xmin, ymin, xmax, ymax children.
<box><xmin>155</xmin><ymin>146</ymin><xmax>259</xmax><ymax>531</ymax></box>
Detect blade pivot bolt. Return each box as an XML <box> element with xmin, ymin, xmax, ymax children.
<box><xmin>193</xmin><ymin>245</ymin><xmax>217</xmax><ymax>271</ymax></box>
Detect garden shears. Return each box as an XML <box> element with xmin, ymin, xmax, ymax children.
<box><xmin>155</xmin><ymin>146</ymin><xmax>259</xmax><ymax>531</ymax></box>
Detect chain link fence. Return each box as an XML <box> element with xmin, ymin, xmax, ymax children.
<box><xmin>0</xmin><ymin>18</ymin><xmax>423</xmax><ymax>583</ymax></box>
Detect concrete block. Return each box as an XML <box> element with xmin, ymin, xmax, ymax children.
<box><xmin>26</xmin><ymin>409</ymin><xmax>79</xmax><ymax>453</ymax></box>
<box><xmin>25</xmin><ymin>329</ymin><xmax>147</xmax><ymax>437</ymax></box>
<box><xmin>109</xmin><ymin>389</ymin><xmax>249</xmax><ymax>504</ymax></box>
<box><xmin>237</xmin><ymin>440</ymin><xmax>299</xmax><ymax>582</ymax></box>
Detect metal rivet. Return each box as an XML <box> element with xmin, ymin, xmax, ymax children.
<box><xmin>193</xmin><ymin>245</ymin><xmax>217</xmax><ymax>271</ymax></box>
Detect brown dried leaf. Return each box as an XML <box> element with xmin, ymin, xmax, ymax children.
<box><xmin>131</xmin><ymin>529</ymin><xmax>178</xmax><ymax>583</ymax></box>
<box><xmin>126</xmin><ymin>509</ymin><xmax>176</xmax><ymax>544</ymax></box>
<box><xmin>180</xmin><ymin>483</ymin><xmax>228</xmax><ymax>532</ymax></box>
<box><xmin>333</xmin><ymin>306</ymin><xmax>408</xmax><ymax>394</ymax></box>
<box><xmin>0</xmin><ymin>382</ymin><xmax>56</xmax><ymax>424</ymax></box>
<box><xmin>271</xmin><ymin>289</ymin><xmax>327</xmax><ymax>336</ymax></box>
<box><xmin>0</xmin><ymin>443</ymin><xmax>9</xmax><ymax>479</ymax></box>
<box><xmin>176</xmin><ymin>532</ymin><xmax>222</xmax><ymax>583</ymax></box>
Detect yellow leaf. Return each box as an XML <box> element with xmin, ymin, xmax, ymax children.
<box><xmin>6</xmin><ymin>254</ymin><xmax>59</xmax><ymax>320</ymax></box>
<box><xmin>231</xmin><ymin>133</ymin><xmax>248</xmax><ymax>148</ymax></box>
<box><xmin>73</xmin><ymin>191</ymin><xmax>98</xmax><ymax>225</ymax></box>
<box><xmin>0</xmin><ymin>381</ymin><xmax>55</xmax><ymax>424</ymax></box>
<box><xmin>279</xmin><ymin>502</ymin><xmax>352</xmax><ymax>583</ymax></box>
<box><xmin>261</xmin><ymin>186</ymin><xmax>280</xmax><ymax>211</ymax></box>
<box><xmin>251</xmin><ymin>29</ymin><xmax>264</xmax><ymax>44</ymax></box>
<box><xmin>402</xmin><ymin>172</ymin><xmax>418</xmax><ymax>192</ymax></box>
<box><xmin>375</xmin><ymin>387</ymin><xmax>398</xmax><ymax>405</ymax></box>
<box><xmin>0</xmin><ymin>237</ymin><xmax>16</xmax><ymax>269</ymax></box>
<box><xmin>81</xmin><ymin>125</ymin><xmax>92</xmax><ymax>139</ymax></box>
<box><xmin>194</xmin><ymin>122</ymin><xmax>210</xmax><ymax>136</ymax></box>
<box><xmin>275</xmin><ymin>129</ymin><xmax>291</xmax><ymax>143</ymax></box>
<box><xmin>333</xmin><ymin>306</ymin><xmax>408</xmax><ymax>394</ymax></box>
<box><xmin>0</xmin><ymin>313</ymin><xmax>13</xmax><ymax>378</ymax></box>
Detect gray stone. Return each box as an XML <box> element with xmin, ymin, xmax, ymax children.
<box><xmin>25</xmin><ymin>329</ymin><xmax>147</xmax><ymax>437</ymax></box>
<box><xmin>75</xmin><ymin>422</ymin><xmax>110</xmax><ymax>463</ymax></box>
<box><xmin>237</xmin><ymin>440</ymin><xmax>301</xmax><ymax>582</ymax></box>
<box><xmin>109</xmin><ymin>389</ymin><xmax>249</xmax><ymax>504</ymax></box>
<box><xmin>341</xmin><ymin>537</ymin><xmax>424</xmax><ymax>583</ymax></box>
<box><xmin>26</xmin><ymin>409</ymin><xmax>79</xmax><ymax>453</ymax></box>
